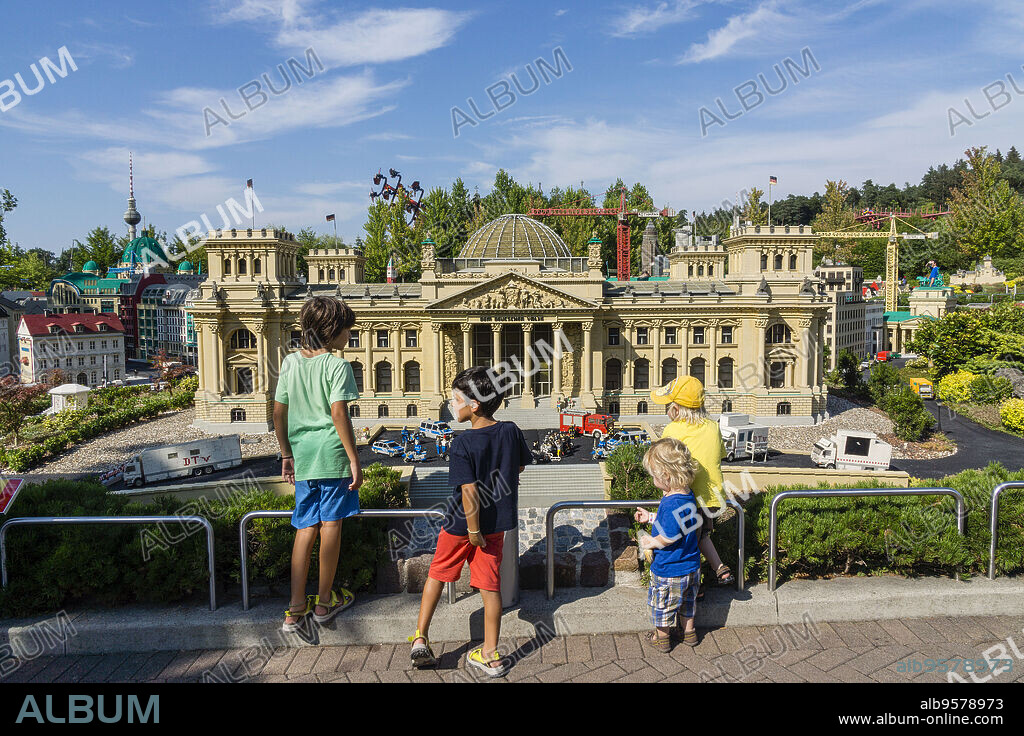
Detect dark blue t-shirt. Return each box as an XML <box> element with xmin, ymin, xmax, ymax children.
<box><xmin>444</xmin><ymin>421</ymin><xmax>531</xmax><ymax>535</ymax></box>
<box><xmin>649</xmin><ymin>492</ymin><xmax>702</xmax><ymax>578</ymax></box>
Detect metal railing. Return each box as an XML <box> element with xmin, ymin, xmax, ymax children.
<box><xmin>239</xmin><ymin>509</ymin><xmax>455</xmax><ymax>610</ymax></box>
<box><xmin>989</xmin><ymin>481</ymin><xmax>1024</xmax><ymax>580</ymax></box>
<box><xmin>545</xmin><ymin>499</ymin><xmax>746</xmax><ymax>600</ymax></box>
<box><xmin>769</xmin><ymin>487</ymin><xmax>967</xmax><ymax>592</ymax></box>
<box><xmin>1</xmin><ymin>515</ymin><xmax>217</xmax><ymax>610</ymax></box>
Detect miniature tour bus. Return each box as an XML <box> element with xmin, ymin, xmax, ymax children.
<box><xmin>718</xmin><ymin>413</ymin><xmax>769</xmax><ymax>462</ymax></box>
<box><xmin>121</xmin><ymin>435</ymin><xmax>243</xmax><ymax>487</ymax></box>
<box><xmin>811</xmin><ymin>430</ymin><xmax>892</xmax><ymax>471</ymax></box>
<box><xmin>559</xmin><ymin>410</ymin><xmax>615</xmax><ymax>439</ymax></box>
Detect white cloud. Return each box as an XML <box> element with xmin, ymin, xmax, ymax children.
<box><xmin>555</xmin><ymin>9</ymin><xmax>569</xmax><ymax>16</ymax></box>
<box><xmin>678</xmin><ymin>2</ymin><xmax>787</xmax><ymax>63</ymax></box>
<box><xmin>611</xmin><ymin>0</ymin><xmax>709</xmax><ymax>37</ymax></box>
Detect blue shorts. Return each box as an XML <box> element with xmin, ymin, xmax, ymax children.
<box><xmin>292</xmin><ymin>478</ymin><xmax>359</xmax><ymax>529</ymax></box>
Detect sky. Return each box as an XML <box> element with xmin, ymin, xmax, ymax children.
<box><xmin>3</xmin><ymin>0</ymin><xmax>1024</xmax><ymax>255</ymax></box>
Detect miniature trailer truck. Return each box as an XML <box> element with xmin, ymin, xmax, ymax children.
<box><xmin>121</xmin><ymin>435</ymin><xmax>243</xmax><ymax>487</ymax></box>
<box><xmin>718</xmin><ymin>413</ymin><xmax>769</xmax><ymax>461</ymax></box>
<box><xmin>810</xmin><ymin>430</ymin><xmax>892</xmax><ymax>471</ymax></box>
<box><xmin>559</xmin><ymin>410</ymin><xmax>615</xmax><ymax>439</ymax></box>
<box><xmin>909</xmin><ymin>377</ymin><xmax>934</xmax><ymax>399</ymax></box>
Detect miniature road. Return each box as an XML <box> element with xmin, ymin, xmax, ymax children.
<box><xmin>5</xmin><ymin>615</ymin><xmax>1023</xmax><ymax>683</ymax></box>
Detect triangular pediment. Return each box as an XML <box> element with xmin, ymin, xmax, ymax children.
<box><xmin>426</xmin><ymin>273</ymin><xmax>598</xmax><ymax>311</ymax></box>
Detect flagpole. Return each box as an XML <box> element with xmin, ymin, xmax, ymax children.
<box><xmin>768</xmin><ymin>179</ymin><xmax>772</xmax><ymax>225</ymax></box>
<box><xmin>247</xmin><ymin>179</ymin><xmax>255</xmax><ymax>230</ymax></box>
<box><xmin>333</xmin><ymin>218</ymin><xmax>338</xmax><ymax>245</ymax></box>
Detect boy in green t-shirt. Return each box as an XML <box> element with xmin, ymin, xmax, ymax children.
<box><xmin>274</xmin><ymin>296</ymin><xmax>361</xmax><ymax>632</ymax></box>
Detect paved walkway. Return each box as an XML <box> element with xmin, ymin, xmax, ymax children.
<box><xmin>5</xmin><ymin>615</ymin><xmax>1023</xmax><ymax>684</ymax></box>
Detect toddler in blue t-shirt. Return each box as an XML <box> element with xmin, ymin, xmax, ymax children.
<box><xmin>634</xmin><ymin>437</ymin><xmax>703</xmax><ymax>651</ymax></box>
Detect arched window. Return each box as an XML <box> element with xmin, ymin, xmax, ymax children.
<box><xmin>708</xmin><ymin>265</ymin><xmax>714</xmax><ymax>276</ymax></box>
<box><xmin>238</xmin><ymin>259</ymin><xmax>247</xmax><ymax>275</ymax></box>
<box><xmin>789</xmin><ymin>253</ymin><xmax>797</xmax><ymax>270</ymax></box>
<box><xmin>231</xmin><ymin>408</ymin><xmax>246</xmax><ymax>422</ymax></box>
<box><xmin>637</xmin><ymin>401</ymin><xmax>648</xmax><ymax>414</ymax></box>
<box><xmin>661</xmin><ymin>357</ymin><xmax>677</xmax><ymax>386</ymax></box>
<box><xmin>329</xmin><ymin>269</ymin><xmax>336</xmax><ymax>280</ymax></box>
<box><xmin>406</xmin><ymin>404</ymin><xmax>418</xmax><ymax>417</ymax></box>
<box><xmin>253</xmin><ymin>258</ymin><xmax>261</xmax><ymax>275</ymax></box>
<box><xmin>774</xmin><ymin>254</ymin><xmax>783</xmax><ymax>270</ymax></box>
<box><xmin>721</xmin><ymin>399</ymin><xmax>733</xmax><ymax>413</ymax></box>
<box><xmin>767</xmin><ymin>324</ymin><xmax>792</xmax><ymax>344</ymax></box>
<box><xmin>697</xmin><ymin>265</ymin><xmax>704</xmax><ymax>276</ymax></box>
<box><xmin>688</xmin><ymin>265</ymin><xmax>694</xmax><ymax>277</ymax></box>
<box><xmin>760</xmin><ymin>254</ymin><xmax>768</xmax><ymax>271</ymax></box>
<box><xmin>718</xmin><ymin>357</ymin><xmax>734</xmax><ymax>388</ymax></box>
<box><xmin>318</xmin><ymin>269</ymin><xmax>325</xmax><ymax>281</ymax></box>
<box><xmin>223</xmin><ymin>258</ymin><xmax>232</xmax><ymax>275</ymax></box>
<box><xmin>605</xmin><ymin>358</ymin><xmax>622</xmax><ymax>391</ymax></box>
<box><xmin>689</xmin><ymin>357</ymin><xmax>706</xmax><ymax>386</ymax></box>
<box><xmin>230</xmin><ymin>329</ymin><xmax>256</xmax><ymax>350</ymax></box>
<box><xmin>634</xmin><ymin>358</ymin><xmax>649</xmax><ymax>390</ymax></box>
<box><xmin>608</xmin><ymin>401</ymin><xmax>620</xmax><ymax>415</ymax></box>
<box><xmin>349</xmin><ymin>405</ymin><xmax>360</xmax><ymax>417</ymax></box>
<box><xmin>375</xmin><ymin>362</ymin><xmax>392</xmax><ymax>393</ymax></box>
<box><xmin>404</xmin><ymin>361</ymin><xmax>420</xmax><ymax>392</ymax></box>
<box><xmin>378</xmin><ymin>404</ymin><xmax>389</xmax><ymax>418</ymax></box>
<box><xmin>777</xmin><ymin>401</ymin><xmax>792</xmax><ymax>416</ymax></box>
<box><xmin>351</xmin><ymin>362</ymin><xmax>363</xmax><ymax>392</ymax></box>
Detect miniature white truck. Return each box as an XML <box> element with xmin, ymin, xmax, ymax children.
<box><xmin>121</xmin><ymin>435</ymin><xmax>243</xmax><ymax>487</ymax></box>
<box><xmin>718</xmin><ymin>413</ymin><xmax>769</xmax><ymax>461</ymax></box>
<box><xmin>811</xmin><ymin>430</ymin><xmax>892</xmax><ymax>471</ymax></box>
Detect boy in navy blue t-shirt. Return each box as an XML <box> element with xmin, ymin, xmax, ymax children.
<box><xmin>409</xmin><ymin>367</ymin><xmax>531</xmax><ymax>677</ymax></box>
<box><xmin>634</xmin><ymin>438</ymin><xmax>703</xmax><ymax>651</ymax></box>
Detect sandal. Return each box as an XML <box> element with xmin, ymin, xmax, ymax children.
<box><xmin>643</xmin><ymin>630</ymin><xmax>672</xmax><ymax>653</ymax></box>
<box><xmin>312</xmin><ymin>588</ymin><xmax>355</xmax><ymax>624</ymax></box>
<box><xmin>715</xmin><ymin>564</ymin><xmax>735</xmax><ymax>586</ymax></box>
<box><xmin>282</xmin><ymin>596</ymin><xmax>313</xmax><ymax>632</ymax></box>
<box><xmin>466</xmin><ymin>647</ymin><xmax>509</xmax><ymax>678</ymax></box>
<box><xmin>408</xmin><ymin>630</ymin><xmax>438</xmax><ymax>669</ymax></box>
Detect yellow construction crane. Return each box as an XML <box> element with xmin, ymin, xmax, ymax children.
<box><xmin>816</xmin><ymin>213</ymin><xmax>939</xmax><ymax>313</ymax></box>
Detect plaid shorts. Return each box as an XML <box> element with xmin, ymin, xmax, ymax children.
<box><xmin>648</xmin><ymin>571</ymin><xmax>700</xmax><ymax>628</ymax></box>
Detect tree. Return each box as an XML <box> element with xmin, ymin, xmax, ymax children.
<box><xmin>362</xmin><ymin>199</ymin><xmax>392</xmax><ymax>282</ymax></box>
<box><xmin>945</xmin><ymin>146</ymin><xmax>1024</xmax><ymax>261</ymax></box>
<box><xmin>836</xmin><ymin>349</ymin><xmax>861</xmax><ymax>390</ymax></box>
<box><xmin>74</xmin><ymin>226</ymin><xmax>121</xmax><ymax>273</ymax></box>
<box><xmin>0</xmin><ymin>188</ymin><xmax>16</xmax><ymax>247</ymax></box>
<box><xmin>811</xmin><ymin>180</ymin><xmax>856</xmax><ymax>263</ymax></box>
<box><xmin>741</xmin><ymin>187</ymin><xmax>766</xmax><ymax>225</ymax></box>
<box><xmin>0</xmin><ymin>380</ymin><xmax>48</xmax><ymax>446</ymax></box>
<box><xmin>151</xmin><ymin>350</ymin><xmax>188</xmax><ymax>395</ymax></box>
<box><xmin>18</xmin><ymin>251</ymin><xmax>56</xmax><ymax>289</ymax></box>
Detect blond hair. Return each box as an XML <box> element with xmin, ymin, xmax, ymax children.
<box><xmin>666</xmin><ymin>402</ymin><xmax>708</xmax><ymax>425</ymax></box>
<box><xmin>643</xmin><ymin>437</ymin><xmax>697</xmax><ymax>492</ymax></box>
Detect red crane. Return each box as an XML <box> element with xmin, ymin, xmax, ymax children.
<box><xmin>528</xmin><ymin>187</ymin><xmax>675</xmax><ymax>281</ymax></box>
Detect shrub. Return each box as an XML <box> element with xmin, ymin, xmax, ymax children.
<box><xmin>836</xmin><ymin>349</ymin><xmax>861</xmax><ymax>390</ymax></box>
<box><xmin>868</xmin><ymin>362</ymin><xmax>903</xmax><ymax>405</ymax></box>
<box><xmin>971</xmin><ymin>375</ymin><xmax>1014</xmax><ymax>404</ymax></box>
<box><xmin>906</xmin><ymin>356</ymin><xmax>929</xmax><ymax>370</ymax></box>
<box><xmin>605</xmin><ymin>443</ymin><xmax>657</xmax><ymax>501</ymax></box>
<box><xmin>1000</xmin><ymin>398</ymin><xmax>1024</xmax><ymax>434</ymax></box>
<box><xmin>0</xmin><ymin>464</ymin><xmax>412</xmax><ymax>616</ymax></box>
<box><xmin>880</xmin><ymin>385</ymin><xmax>934</xmax><ymax>441</ymax></box>
<box><xmin>937</xmin><ymin>371</ymin><xmax>976</xmax><ymax>403</ymax></box>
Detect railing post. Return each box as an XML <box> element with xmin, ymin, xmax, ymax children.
<box><xmin>989</xmin><ymin>482</ymin><xmax>1024</xmax><ymax>580</ymax></box>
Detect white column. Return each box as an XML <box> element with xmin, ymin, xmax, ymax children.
<box><xmin>582</xmin><ymin>321</ymin><xmax>593</xmax><ymax>394</ymax></box>
<box><xmin>520</xmin><ymin>323</ymin><xmax>535</xmax><ymax>408</ymax></box>
<box><xmin>461</xmin><ymin>323</ymin><xmax>472</xmax><ymax>370</ymax></box>
<box><xmin>491</xmin><ymin>324</ymin><xmax>502</xmax><ymax>368</ymax></box>
<box><xmin>392</xmin><ymin>323</ymin><xmax>401</xmax><ymax>395</ymax></box>
<box><xmin>756</xmin><ymin>318</ymin><xmax>767</xmax><ymax>389</ymax></box>
<box><xmin>623</xmin><ymin>320</ymin><xmax>634</xmax><ymax>392</ymax></box>
<box><xmin>552</xmin><ymin>321</ymin><xmax>563</xmax><ymax>401</ymax></box>
<box><xmin>708</xmin><ymin>320</ymin><xmax>718</xmax><ymax>388</ymax></box>
<box><xmin>652</xmin><ymin>322</ymin><xmax>662</xmax><ymax>387</ymax></box>
<box><xmin>364</xmin><ymin>327</ymin><xmax>374</xmax><ymax>395</ymax></box>
<box><xmin>431</xmin><ymin>324</ymin><xmax>442</xmax><ymax>395</ymax></box>
<box><xmin>681</xmin><ymin>320</ymin><xmax>690</xmax><ymax>377</ymax></box>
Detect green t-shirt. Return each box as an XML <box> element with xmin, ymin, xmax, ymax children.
<box><xmin>274</xmin><ymin>352</ymin><xmax>359</xmax><ymax>482</ymax></box>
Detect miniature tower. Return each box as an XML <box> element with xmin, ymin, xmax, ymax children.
<box><xmin>123</xmin><ymin>153</ymin><xmax>141</xmax><ymax>240</ymax></box>
<box><xmin>641</xmin><ymin>220</ymin><xmax>657</xmax><ymax>274</ymax></box>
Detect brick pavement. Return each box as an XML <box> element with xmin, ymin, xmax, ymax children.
<box><xmin>3</xmin><ymin>615</ymin><xmax>1023</xmax><ymax>684</ymax></box>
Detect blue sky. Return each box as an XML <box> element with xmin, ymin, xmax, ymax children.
<box><xmin>2</xmin><ymin>0</ymin><xmax>1024</xmax><ymax>255</ymax></box>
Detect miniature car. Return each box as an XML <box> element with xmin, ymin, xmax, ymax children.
<box><xmin>371</xmin><ymin>440</ymin><xmax>404</xmax><ymax>457</ymax></box>
<box><xmin>605</xmin><ymin>429</ymin><xmax>651</xmax><ymax>451</ymax></box>
<box><xmin>418</xmin><ymin>420</ymin><xmax>454</xmax><ymax>439</ymax></box>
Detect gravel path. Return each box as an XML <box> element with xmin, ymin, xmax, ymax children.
<box><xmin>11</xmin><ymin>408</ymin><xmax>279</xmax><ymax>483</ymax></box>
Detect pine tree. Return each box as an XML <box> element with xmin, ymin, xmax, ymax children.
<box><xmin>741</xmin><ymin>187</ymin><xmax>767</xmax><ymax>225</ymax></box>
<box><xmin>946</xmin><ymin>146</ymin><xmax>1024</xmax><ymax>261</ymax></box>
<box><xmin>811</xmin><ymin>180</ymin><xmax>856</xmax><ymax>263</ymax></box>
<box><xmin>362</xmin><ymin>199</ymin><xmax>391</xmax><ymax>282</ymax></box>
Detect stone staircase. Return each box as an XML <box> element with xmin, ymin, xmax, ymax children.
<box><xmin>410</xmin><ymin>463</ymin><xmax>605</xmax><ymax>508</ymax></box>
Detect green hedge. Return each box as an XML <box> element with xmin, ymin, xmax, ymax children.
<box><xmin>0</xmin><ymin>463</ymin><xmax>406</xmax><ymax>616</ymax></box>
<box><xmin>1</xmin><ymin>380</ymin><xmax>197</xmax><ymax>473</ymax></box>
<box><xmin>608</xmin><ymin>448</ymin><xmax>1024</xmax><ymax>585</ymax></box>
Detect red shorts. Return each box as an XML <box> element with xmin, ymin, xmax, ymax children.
<box><xmin>427</xmin><ymin>529</ymin><xmax>505</xmax><ymax>592</ymax></box>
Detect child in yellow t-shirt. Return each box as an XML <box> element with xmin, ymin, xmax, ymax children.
<box><xmin>651</xmin><ymin>376</ymin><xmax>735</xmax><ymax>596</ymax></box>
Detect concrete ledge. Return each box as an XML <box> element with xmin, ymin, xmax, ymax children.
<box><xmin>3</xmin><ymin>575</ymin><xmax>1021</xmax><ymax>655</ymax></box>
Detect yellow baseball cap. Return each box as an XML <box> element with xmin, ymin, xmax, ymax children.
<box><xmin>651</xmin><ymin>375</ymin><xmax>705</xmax><ymax>408</ymax></box>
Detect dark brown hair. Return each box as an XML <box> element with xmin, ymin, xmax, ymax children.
<box><xmin>299</xmin><ymin>296</ymin><xmax>356</xmax><ymax>349</ymax></box>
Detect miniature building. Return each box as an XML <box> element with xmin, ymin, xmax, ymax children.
<box><xmin>189</xmin><ymin>217</ymin><xmax>832</xmax><ymax>432</ymax></box>
<box><xmin>950</xmin><ymin>255</ymin><xmax>1006</xmax><ymax>286</ymax></box>
<box><xmin>17</xmin><ymin>313</ymin><xmax>126</xmax><ymax>387</ymax></box>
